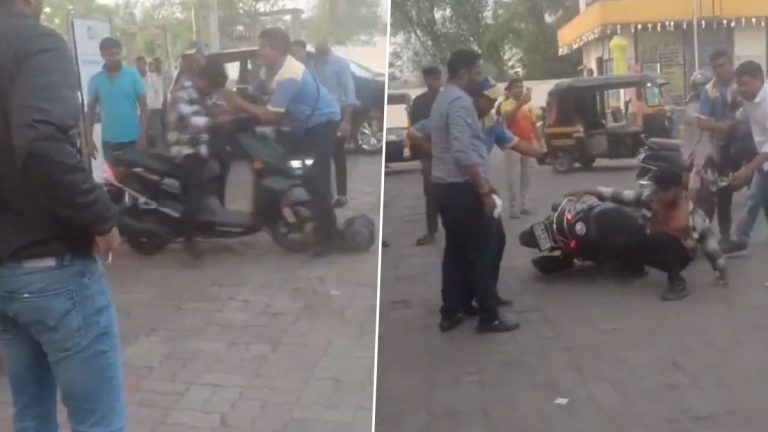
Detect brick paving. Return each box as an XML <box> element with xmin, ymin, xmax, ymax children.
<box><xmin>377</xmin><ymin>156</ymin><xmax>768</xmax><ymax>432</ymax></box>
<box><xmin>0</xmin><ymin>155</ymin><xmax>381</xmax><ymax>432</ymax></box>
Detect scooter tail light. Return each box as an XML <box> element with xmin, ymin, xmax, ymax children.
<box><xmin>570</xmin><ymin>240</ymin><xmax>578</xmax><ymax>249</ymax></box>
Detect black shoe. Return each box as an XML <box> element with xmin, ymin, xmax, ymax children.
<box><xmin>496</xmin><ymin>297</ymin><xmax>514</xmax><ymax>307</ymax></box>
<box><xmin>333</xmin><ymin>197</ymin><xmax>348</xmax><ymax>208</ymax></box>
<box><xmin>439</xmin><ymin>314</ymin><xmax>464</xmax><ymax>332</ymax></box>
<box><xmin>721</xmin><ymin>239</ymin><xmax>749</xmax><ymax>257</ymax></box>
<box><xmin>416</xmin><ymin>233</ymin><xmax>436</xmax><ymax>246</ymax></box>
<box><xmin>183</xmin><ymin>238</ymin><xmax>204</xmax><ymax>260</ymax></box>
<box><xmin>382</xmin><ymin>240</ymin><xmax>390</xmax><ymax>248</ymax></box>
<box><xmin>477</xmin><ymin>319</ymin><xmax>521</xmax><ymax>334</ymax></box>
<box><xmin>661</xmin><ymin>278</ymin><xmax>689</xmax><ymax>302</ymax></box>
<box><xmin>461</xmin><ymin>304</ymin><xmax>479</xmax><ymax>317</ymax></box>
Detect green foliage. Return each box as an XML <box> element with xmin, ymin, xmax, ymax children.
<box><xmin>308</xmin><ymin>0</ymin><xmax>386</xmax><ymax>45</ymax></box>
<box><xmin>391</xmin><ymin>0</ymin><xmax>582</xmax><ymax>80</ymax></box>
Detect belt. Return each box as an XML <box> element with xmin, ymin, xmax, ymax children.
<box><xmin>1</xmin><ymin>254</ymin><xmax>85</xmax><ymax>269</ymax></box>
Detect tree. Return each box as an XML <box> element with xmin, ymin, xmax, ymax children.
<box><xmin>308</xmin><ymin>0</ymin><xmax>386</xmax><ymax>46</ymax></box>
<box><xmin>390</xmin><ymin>0</ymin><xmax>581</xmax><ymax>80</ymax></box>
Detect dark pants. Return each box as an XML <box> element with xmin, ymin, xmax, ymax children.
<box><xmin>102</xmin><ymin>141</ymin><xmax>137</xmax><ymax>165</ymax></box>
<box><xmin>437</xmin><ymin>182</ymin><xmax>499</xmax><ymax>323</ymax></box>
<box><xmin>333</xmin><ymin>136</ymin><xmax>348</xmax><ymax>197</ymax></box>
<box><xmin>421</xmin><ymin>160</ymin><xmax>439</xmax><ymax>235</ymax></box>
<box><xmin>298</xmin><ymin>122</ymin><xmax>340</xmax><ymax>247</ymax></box>
<box><xmin>179</xmin><ymin>153</ymin><xmax>210</xmax><ymax>239</ymax></box>
<box><xmin>716</xmin><ymin>145</ymin><xmax>734</xmax><ymax>238</ymax></box>
<box><xmin>640</xmin><ymin>232</ymin><xmax>692</xmax><ymax>282</ymax></box>
<box><xmin>148</xmin><ymin>109</ymin><xmax>166</xmax><ymax>152</ymax></box>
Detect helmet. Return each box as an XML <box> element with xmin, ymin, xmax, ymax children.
<box><xmin>690</xmin><ymin>70</ymin><xmax>712</xmax><ymax>88</ymax></box>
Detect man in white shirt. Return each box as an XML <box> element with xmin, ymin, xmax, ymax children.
<box><xmin>136</xmin><ymin>56</ymin><xmax>166</xmax><ymax>151</ymax></box>
<box><xmin>723</xmin><ymin>61</ymin><xmax>768</xmax><ymax>255</ymax></box>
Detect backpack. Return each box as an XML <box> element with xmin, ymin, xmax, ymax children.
<box><xmin>340</xmin><ymin>215</ymin><xmax>376</xmax><ymax>253</ymax></box>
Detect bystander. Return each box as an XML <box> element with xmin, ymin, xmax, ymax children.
<box><xmin>0</xmin><ymin>0</ymin><xmax>124</xmax><ymax>429</ymax></box>
<box><xmin>136</xmin><ymin>55</ymin><xmax>166</xmax><ymax>151</ymax></box>
<box><xmin>85</xmin><ymin>37</ymin><xmax>148</xmax><ymax>163</ymax></box>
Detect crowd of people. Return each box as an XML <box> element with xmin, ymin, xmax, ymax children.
<box><xmin>0</xmin><ymin>0</ymin><xmax>365</xmax><ymax>426</ymax></box>
<box><xmin>83</xmin><ymin>28</ymin><xmax>361</xmax><ymax>259</ymax></box>
<box><xmin>401</xmin><ymin>46</ymin><xmax>768</xmax><ymax>334</ymax></box>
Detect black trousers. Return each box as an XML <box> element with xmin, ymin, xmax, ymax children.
<box><xmin>437</xmin><ymin>182</ymin><xmax>499</xmax><ymax>323</ymax></box>
<box><xmin>179</xmin><ymin>153</ymin><xmax>211</xmax><ymax>239</ymax></box>
<box><xmin>421</xmin><ymin>160</ymin><xmax>439</xmax><ymax>235</ymax></box>
<box><xmin>297</xmin><ymin>122</ymin><xmax>340</xmax><ymax>246</ymax></box>
<box><xmin>640</xmin><ymin>232</ymin><xmax>692</xmax><ymax>281</ymax></box>
<box><xmin>591</xmin><ymin>206</ymin><xmax>690</xmax><ymax>280</ymax></box>
<box><xmin>333</xmin><ymin>136</ymin><xmax>348</xmax><ymax>197</ymax></box>
<box><xmin>716</xmin><ymin>144</ymin><xmax>734</xmax><ymax>238</ymax></box>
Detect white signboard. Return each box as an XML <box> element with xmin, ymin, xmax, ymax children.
<box><xmin>71</xmin><ymin>18</ymin><xmax>110</xmax><ymax>182</ymax></box>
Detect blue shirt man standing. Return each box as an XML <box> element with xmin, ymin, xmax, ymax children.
<box><xmin>310</xmin><ymin>41</ymin><xmax>358</xmax><ymax>208</ymax></box>
<box><xmin>86</xmin><ymin>37</ymin><xmax>148</xmax><ymax>163</ymax></box>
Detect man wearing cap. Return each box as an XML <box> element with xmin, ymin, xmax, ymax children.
<box><xmin>310</xmin><ymin>40</ymin><xmax>358</xmax><ymax>208</ymax></box>
<box><xmin>222</xmin><ymin>27</ymin><xmax>343</xmax><ymax>256</ymax></box>
<box><xmin>85</xmin><ymin>36</ymin><xmax>148</xmax><ymax>163</ymax></box>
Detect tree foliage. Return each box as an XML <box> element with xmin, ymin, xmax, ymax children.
<box><xmin>391</xmin><ymin>0</ymin><xmax>582</xmax><ymax>80</ymax></box>
<box><xmin>308</xmin><ymin>0</ymin><xmax>386</xmax><ymax>45</ymax></box>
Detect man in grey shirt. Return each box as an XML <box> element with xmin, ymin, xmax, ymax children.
<box><xmin>430</xmin><ymin>49</ymin><xmax>519</xmax><ymax>334</ymax></box>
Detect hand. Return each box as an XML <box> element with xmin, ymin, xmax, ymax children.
<box><xmin>481</xmin><ymin>192</ymin><xmax>497</xmax><ymax>217</ymax></box>
<box><xmin>729</xmin><ymin>168</ymin><xmax>752</xmax><ymax>189</ymax></box>
<box><xmin>137</xmin><ymin>137</ymin><xmax>148</xmax><ymax>151</ymax></box>
<box><xmin>94</xmin><ymin>227</ymin><xmax>120</xmax><ymax>257</ymax></box>
<box><xmin>338</xmin><ymin>120</ymin><xmax>352</xmax><ymax>139</ymax></box>
<box><xmin>220</xmin><ymin>90</ymin><xmax>244</xmax><ymax>110</ymax></box>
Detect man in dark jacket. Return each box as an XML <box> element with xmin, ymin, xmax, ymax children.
<box><xmin>0</xmin><ymin>0</ymin><xmax>125</xmax><ymax>430</ymax></box>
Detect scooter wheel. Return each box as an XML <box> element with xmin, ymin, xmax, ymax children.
<box><xmin>125</xmin><ymin>236</ymin><xmax>169</xmax><ymax>256</ymax></box>
<box><xmin>267</xmin><ymin>205</ymin><xmax>314</xmax><ymax>253</ymax></box>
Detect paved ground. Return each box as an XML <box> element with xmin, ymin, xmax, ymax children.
<box><xmin>377</xmin><ymin>154</ymin><xmax>768</xmax><ymax>432</ymax></box>
<box><xmin>0</xmin><ymin>154</ymin><xmax>382</xmax><ymax>432</ymax></box>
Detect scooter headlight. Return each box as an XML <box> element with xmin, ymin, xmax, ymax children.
<box><xmin>288</xmin><ymin>160</ymin><xmax>304</xmax><ymax>169</ymax></box>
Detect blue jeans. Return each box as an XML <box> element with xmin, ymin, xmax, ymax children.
<box><xmin>0</xmin><ymin>256</ymin><xmax>125</xmax><ymax>432</ymax></box>
<box><xmin>735</xmin><ymin>171</ymin><xmax>768</xmax><ymax>243</ymax></box>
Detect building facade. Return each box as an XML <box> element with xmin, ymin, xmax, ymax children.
<box><xmin>560</xmin><ymin>0</ymin><xmax>768</xmax><ymax>104</ymax></box>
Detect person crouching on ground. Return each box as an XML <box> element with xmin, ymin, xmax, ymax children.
<box><xmin>167</xmin><ymin>58</ymin><xmax>229</xmax><ymax>259</ymax></box>
<box><xmin>569</xmin><ymin>168</ymin><xmax>727</xmax><ymax>301</ymax></box>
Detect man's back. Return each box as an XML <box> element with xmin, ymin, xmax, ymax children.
<box><xmin>0</xmin><ymin>15</ymin><xmax>117</xmax><ymax>260</ymax></box>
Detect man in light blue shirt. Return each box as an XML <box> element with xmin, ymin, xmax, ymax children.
<box><xmin>86</xmin><ymin>37</ymin><xmax>148</xmax><ymax>164</ymax></box>
<box><xmin>311</xmin><ymin>41</ymin><xmax>358</xmax><ymax>208</ymax></box>
<box><xmin>224</xmin><ymin>28</ymin><xmax>342</xmax><ymax>256</ymax></box>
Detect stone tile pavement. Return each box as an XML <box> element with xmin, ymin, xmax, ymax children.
<box><xmin>377</xmin><ymin>157</ymin><xmax>768</xmax><ymax>432</ymax></box>
<box><xmin>0</xmin><ymin>154</ymin><xmax>382</xmax><ymax>432</ymax></box>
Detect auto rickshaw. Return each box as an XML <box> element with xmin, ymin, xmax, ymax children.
<box><xmin>543</xmin><ymin>74</ymin><xmax>673</xmax><ymax>173</ymax></box>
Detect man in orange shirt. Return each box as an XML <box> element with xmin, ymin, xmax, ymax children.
<box><xmin>499</xmin><ymin>78</ymin><xmax>539</xmax><ymax>218</ymax></box>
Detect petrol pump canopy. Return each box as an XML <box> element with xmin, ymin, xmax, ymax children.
<box><xmin>558</xmin><ymin>0</ymin><xmax>768</xmax><ymax>55</ymax></box>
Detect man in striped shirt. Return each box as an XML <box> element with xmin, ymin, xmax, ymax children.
<box><xmin>571</xmin><ymin>168</ymin><xmax>727</xmax><ymax>301</ymax></box>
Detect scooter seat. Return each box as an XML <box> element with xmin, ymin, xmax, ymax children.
<box><xmin>112</xmin><ymin>151</ymin><xmax>181</xmax><ymax>178</ymax></box>
<box><xmin>646</xmin><ymin>138</ymin><xmax>682</xmax><ymax>152</ymax></box>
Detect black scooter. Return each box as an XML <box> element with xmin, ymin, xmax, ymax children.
<box><xmin>104</xmin><ymin>125</ymin><xmax>317</xmax><ymax>255</ymax></box>
<box><xmin>519</xmin><ymin>196</ymin><xmax>649</xmax><ymax>275</ymax></box>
